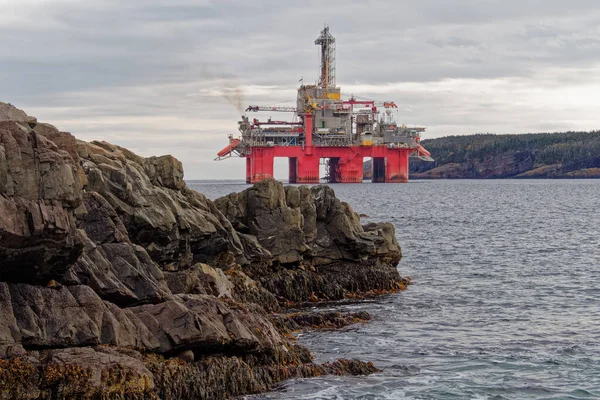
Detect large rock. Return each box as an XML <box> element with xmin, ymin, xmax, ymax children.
<box><xmin>215</xmin><ymin>179</ymin><xmax>403</xmax><ymax>302</ymax></box>
<box><xmin>0</xmin><ymin>120</ymin><xmax>84</xmax><ymax>284</ymax></box>
<box><xmin>78</xmin><ymin>140</ymin><xmax>248</xmax><ymax>270</ymax></box>
<box><xmin>129</xmin><ymin>294</ymin><xmax>282</xmax><ymax>356</ymax></box>
<box><xmin>0</xmin><ymin>283</ymin><xmax>25</xmax><ymax>358</ymax></box>
<box><xmin>0</xmin><ymin>347</ymin><xmax>156</xmax><ymax>399</ymax></box>
<box><xmin>216</xmin><ymin>179</ymin><xmax>401</xmax><ymax>266</ymax></box>
<box><xmin>163</xmin><ymin>262</ymin><xmax>281</xmax><ymax>313</ymax></box>
<box><xmin>163</xmin><ymin>263</ymin><xmax>233</xmax><ymax>298</ymax></box>
<box><xmin>216</xmin><ymin>181</ymin><xmax>308</xmax><ymax>264</ymax></box>
<box><xmin>1</xmin><ymin>348</ymin><xmax>376</xmax><ymax>400</ymax></box>
<box><xmin>44</xmin><ymin>347</ymin><xmax>155</xmax><ymax>395</ymax></box>
<box><xmin>63</xmin><ymin>191</ymin><xmax>171</xmax><ymax>306</ymax></box>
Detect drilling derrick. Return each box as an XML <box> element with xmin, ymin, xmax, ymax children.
<box><xmin>215</xmin><ymin>26</ymin><xmax>433</xmax><ymax>184</ymax></box>
<box><xmin>315</xmin><ymin>25</ymin><xmax>336</xmax><ymax>92</ymax></box>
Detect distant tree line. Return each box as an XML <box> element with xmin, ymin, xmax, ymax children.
<box><xmin>411</xmin><ymin>131</ymin><xmax>600</xmax><ymax>173</ymax></box>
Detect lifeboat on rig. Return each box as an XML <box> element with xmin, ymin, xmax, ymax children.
<box><xmin>215</xmin><ymin>138</ymin><xmax>240</xmax><ymax>159</ymax></box>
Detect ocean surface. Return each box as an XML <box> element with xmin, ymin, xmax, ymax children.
<box><xmin>188</xmin><ymin>180</ymin><xmax>600</xmax><ymax>400</ymax></box>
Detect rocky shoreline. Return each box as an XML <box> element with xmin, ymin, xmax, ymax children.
<box><xmin>0</xmin><ymin>102</ymin><xmax>408</xmax><ymax>399</ymax></box>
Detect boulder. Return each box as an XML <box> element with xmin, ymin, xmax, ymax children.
<box><xmin>46</xmin><ymin>347</ymin><xmax>155</xmax><ymax>393</ymax></box>
<box><xmin>215</xmin><ymin>179</ymin><xmax>403</xmax><ymax>302</ymax></box>
<box><xmin>0</xmin><ymin>283</ymin><xmax>25</xmax><ymax>358</ymax></box>
<box><xmin>216</xmin><ymin>180</ymin><xmax>308</xmax><ymax>264</ymax></box>
<box><xmin>63</xmin><ymin>191</ymin><xmax>172</xmax><ymax>306</ymax></box>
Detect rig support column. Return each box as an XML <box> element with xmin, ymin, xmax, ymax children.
<box><xmin>289</xmin><ymin>157</ymin><xmax>298</xmax><ymax>183</ymax></box>
<box><xmin>250</xmin><ymin>147</ymin><xmax>275</xmax><ymax>183</ymax></box>
<box><xmin>327</xmin><ymin>158</ymin><xmax>341</xmax><ymax>183</ymax></box>
<box><xmin>385</xmin><ymin>150</ymin><xmax>409</xmax><ymax>183</ymax></box>
<box><xmin>372</xmin><ymin>157</ymin><xmax>386</xmax><ymax>183</ymax></box>
<box><xmin>304</xmin><ymin>113</ymin><xmax>313</xmax><ymax>148</ymax></box>
<box><xmin>246</xmin><ymin>157</ymin><xmax>252</xmax><ymax>184</ymax></box>
<box><xmin>339</xmin><ymin>156</ymin><xmax>363</xmax><ymax>183</ymax></box>
<box><xmin>296</xmin><ymin>155</ymin><xmax>320</xmax><ymax>184</ymax></box>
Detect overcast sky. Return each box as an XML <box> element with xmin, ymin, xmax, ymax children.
<box><xmin>2</xmin><ymin>0</ymin><xmax>600</xmax><ymax>179</ymax></box>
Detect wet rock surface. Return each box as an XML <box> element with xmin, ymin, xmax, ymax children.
<box><xmin>0</xmin><ymin>102</ymin><xmax>407</xmax><ymax>399</ymax></box>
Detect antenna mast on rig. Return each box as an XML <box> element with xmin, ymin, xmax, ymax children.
<box><xmin>315</xmin><ymin>25</ymin><xmax>336</xmax><ymax>92</ymax></box>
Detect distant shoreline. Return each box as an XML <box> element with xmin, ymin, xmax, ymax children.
<box><xmin>362</xmin><ymin>131</ymin><xmax>600</xmax><ymax>180</ymax></box>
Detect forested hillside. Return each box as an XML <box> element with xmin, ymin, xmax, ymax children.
<box><xmin>408</xmin><ymin>131</ymin><xmax>600</xmax><ymax>178</ymax></box>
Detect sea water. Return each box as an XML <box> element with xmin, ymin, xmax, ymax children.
<box><xmin>188</xmin><ymin>180</ymin><xmax>600</xmax><ymax>400</ymax></box>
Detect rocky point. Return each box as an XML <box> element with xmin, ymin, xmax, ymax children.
<box><xmin>0</xmin><ymin>102</ymin><xmax>408</xmax><ymax>399</ymax></box>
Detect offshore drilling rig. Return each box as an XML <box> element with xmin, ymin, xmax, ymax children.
<box><xmin>215</xmin><ymin>26</ymin><xmax>433</xmax><ymax>183</ymax></box>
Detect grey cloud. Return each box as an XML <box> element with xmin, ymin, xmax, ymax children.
<box><xmin>429</xmin><ymin>37</ymin><xmax>482</xmax><ymax>49</ymax></box>
<box><xmin>2</xmin><ymin>0</ymin><xmax>600</xmax><ymax>178</ymax></box>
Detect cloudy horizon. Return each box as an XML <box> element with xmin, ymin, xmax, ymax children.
<box><xmin>2</xmin><ymin>0</ymin><xmax>600</xmax><ymax>179</ymax></box>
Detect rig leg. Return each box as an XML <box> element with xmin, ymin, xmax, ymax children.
<box><xmin>250</xmin><ymin>147</ymin><xmax>275</xmax><ymax>183</ymax></box>
<box><xmin>339</xmin><ymin>156</ymin><xmax>363</xmax><ymax>183</ymax></box>
<box><xmin>327</xmin><ymin>158</ymin><xmax>341</xmax><ymax>183</ymax></box>
<box><xmin>296</xmin><ymin>155</ymin><xmax>320</xmax><ymax>184</ymax></box>
<box><xmin>289</xmin><ymin>157</ymin><xmax>298</xmax><ymax>183</ymax></box>
<box><xmin>385</xmin><ymin>150</ymin><xmax>409</xmax><ymax>183</ymax></box>
<box><xmin>372</xmin><ymin>157</ymin><xmax>386</xmax><ymax>183</ymax></box>
<box><xmin>246</xmin><ymin>157</ymin><xmax>252</xmax><ymax>184</ymax></box>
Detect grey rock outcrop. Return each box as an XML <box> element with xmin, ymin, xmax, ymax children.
<box><xmin>215</xmin><ymin>179</ymin><xmax>404</xmax><ymax>303</ymax></box>
<box><xmin>163</xmin><ymin>263</ymin><xmax>233</xmax><ymax>298</ymax></box>
<box><xmin>64</xmin><ymin>191</ymin><xmax>171</xmax><ymax>306</ymax></box>
<box><xmin>216</xmin><ymin>180</ymin><xmax>401</xmax><ymax>266</ymax></box>
<box><xmin>79</xmin><ymin>140</ymin><xmax>247</xmax><ymax>270</ymax></box>
<box><xmin>0</xmin><ymin>102</ymin><xmax>35</xmax><ymax>124</ymax></box>
<box><xmin>0</xmin><ymin>119</ymin><xmax>84</xmax><ymax>285</ymax></box>
<box><xmin>0</xmin><ymin>282</ymin><xmax>159</xmax><ymax>355</ymax></box>
<box><xmin>0</xmin><ymin>102</ymin><xmax>407</xmax><ymax>399</ymax></box>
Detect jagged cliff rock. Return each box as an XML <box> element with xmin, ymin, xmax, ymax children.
<box><xmin>216</xmin><ymin>181</ymin><xmax>404</xmax><ymax>304</ymax></box>
<box><xmin>78</xmin><ymin>139</ymin><xmax>247</xmax><ymax>270</ymax></box>
<box><xmin>0</xmin><ymin>102</ymin><xmax>405</xmax><ymax>399</ymax></box>
<box><xmin>0</xmin><ymin>119</ymin><xmax>84</xmax><ymax>285</ymax></box>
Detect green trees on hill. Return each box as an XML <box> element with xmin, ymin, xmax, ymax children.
<box><xmin>411</xmin><ymin>131</ymin><xmax>600</xmax><ymax>174</ymax></box>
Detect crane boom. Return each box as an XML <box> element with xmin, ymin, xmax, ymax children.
<box><xmin>246</xmin><ymin>106</ymin><xmax>297</xmax><ymax>112</ymax></box>
<box><xmin>246</xmin><ymin>104</ymin><xmax>352</xmax><ymax>113</ymax></box>
<box><xmin>246</xmin><ymin>99</ymin><xmax>397</xmax><ymax>114</ymax></box>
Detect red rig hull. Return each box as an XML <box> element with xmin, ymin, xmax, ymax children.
<box><xmin>245</xmin><ymin>145</ymin><xmax>425</xmax><ymax>184</ymax></box>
